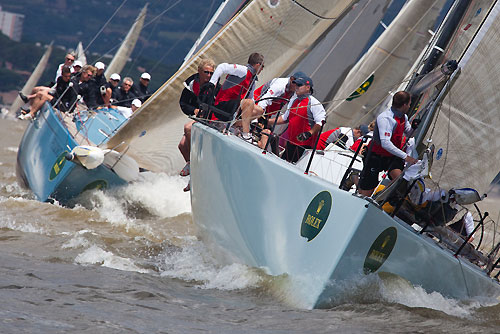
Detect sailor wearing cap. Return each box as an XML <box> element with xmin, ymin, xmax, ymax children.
<box><xmin>267</xmin><ymin>74</ymin><xmax>326</xmax><ymax>163</ymax></box>
<box><xmin>238</xmin><ymin>71</ymin><xmax>304</xmax><ymax>141</ymax></box>
<box><xmin>316</xmin><ymin>124</ymin><xmax>369</xmax><ymax>151</ymax></box>
<box><xmin>133</xmin><ymin>72</ymin><xmax>151</xmax><ymax>103</ymax></box>
<box><xmin>94</xmin><ymin>61</ymin><xmax>107</xmax><ymax>86</ymax></box>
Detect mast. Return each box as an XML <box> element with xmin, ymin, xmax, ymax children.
<box><xmin>9</xmin><ymin>42</ymin><xmax>53</xmax><ymax>114</ymax></box>
<box><xmin>104</xmin><ymin>4</ymin><xmax>148</xmax><ymax>78</ymax></box>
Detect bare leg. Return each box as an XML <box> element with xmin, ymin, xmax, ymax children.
<box><xmin>240</xmin><ymin>99</ymin><xmax>264</xmax><ymax>134</ymax></box>
<box><xmin>27</xmin><ymin>91</ymin><xmax>53</xmax><ymax>117</ymax></box>
<box><xmin>178</xmin><ymin>120</ymin><xmax>195</xmax><ymax>163</ymax></box>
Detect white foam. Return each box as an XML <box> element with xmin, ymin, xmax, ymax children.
<box><xmin>75</xmin><ymin>245</ymin><xmax>150</xmax><ymax>273</ymax></box>
<box><xmin>0</xmin><ymin>216</ymin><xmax>46</xmax><ymax>234</ymax></box>
<box><xmin>160</xmin><ymin>239</ymin><xmax>262</xmax><ymax>290</ymax></box>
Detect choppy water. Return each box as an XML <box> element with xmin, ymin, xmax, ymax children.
<box><xmin>1</xmin><ymin>117</ymin><xmax>500</xmax><ymax>333</ymax></box>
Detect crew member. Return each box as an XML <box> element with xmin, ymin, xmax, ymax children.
<box><xmin>358</xmin><ymin>91</ymin><xmax>419</xmax><ymax>197</ymax></box>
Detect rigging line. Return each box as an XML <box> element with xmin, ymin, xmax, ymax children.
<box><xmin>84</xmin><ymin>0</ymin><xmax>128</xmax><ymax>54</ymax></box>
<box><xmin>310</xmin><ymin>0</ymin><xmax>374</xmax><ymax>77</ymax></box>
<box><xmin>291</xmin><ymin>0</ymin><xmax>339</xmax><ymax>20</ymax></box>
<box><xmin>147</xmin><ymin>0</ymin><xmax>217</xmax><ymax>72</ymax></box>
<box><xmin>150</xmin><ymin>18</ymin><xmax>201</xmax><ymax>72</ymax></box>
<box><xmin>143</xmin><ymin>0</ymin><xmax>184</xmax><ymax>29</ymax></box>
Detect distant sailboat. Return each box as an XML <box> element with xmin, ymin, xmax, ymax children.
<box><xmin>9</xmin><ymin>42</ymin><xmax>53</xmax><ymax>115</ymax></box>
<box><xmin>75</xmin><ymin>41</ymin><xmax>87</xmax><ymax>66</ymax></box>
<box><xmin>104</xmin><ymin>4</ymin><xmax>148</xmax><ymax>78</ymax></box>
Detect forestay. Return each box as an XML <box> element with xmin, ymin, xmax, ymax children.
<box><xmin>421</xmin><ymin>0</ymin><xmax>500</xmax><ymax>195</ymax></box>
<box><xmin>104</xmin><ymin>0</ymin><xmax>355</xmax><ymax>173</ymax></box>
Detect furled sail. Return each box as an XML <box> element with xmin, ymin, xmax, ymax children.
<box><xmin>417</xmin><ymin>0</ymin><xmax>500</xmax><ymax>195</ymax></box>
<box><xmin>104</xmin><ymin>4</ymin><xmax>148</xmax><ymax>78</ymax></box>
<box><xmin>325</xmin><ymin>0</ymin><xmax>446</xmax><ymax>129</ymax></box>
<box><xmin>75</xmin><ymin>41</ymin><xmax>87</xmax><ymax>66</ymax></box>
<box><xmin>10</xmin><ymin>42</ymin><xmax>53</xmax><ymax>114</ymax></box>
<box><xmin>182</xmin><ymin>0</ymin><xmax>249</xmax><ymax>65</ymax></box>
<box><xmin>105</xmin><ymin>0</ymin><xmax>357</xmax><ymax>173</ymax></box>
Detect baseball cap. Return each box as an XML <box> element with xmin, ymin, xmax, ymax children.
<box><xmin>292</xmin><ymin>74</ymin><xmax>313</xmax><ymax>87</ymax></box>
<box><xmin>132</xmin><ymin>99</ymin><xmax>142</xmax><ymax>108</ymax></box>
<box><xmin>73</xmin><ymin>60</ymin><xmax>83</xmax><ymax>68</ymax></box>
<box><xmin>359</xmin><ymin>124</ymin><xmax>369</xmax><ymax>136</ymax></box>
<box><xmin>95</xmin><ymin>61</ymin><xmax>105</xmax><ymax>70</ymax></box>
<box><xmin>291</xmin><ymin>71</ymin><xmax>307</xmax><ymax>80</ymax></box>
<box><xmin>110</xmin><ymin>73</ymin><xmax>121</xmax><ymax>81</ymax></box>
<box><xmin>141</xmin><ymin>72</ymin><xmax>151</xmax><ymax>80</ymax></box>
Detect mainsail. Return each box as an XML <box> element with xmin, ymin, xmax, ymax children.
<box><xmin>10</xmin><ymin>42</ymin><xmax>53</xmax><ymax>114</ymax></box>
<box><xmin>417</xmin><ymin>0</ymin><xmax>500</xmax><ymax>195</ymax></box>
<box><xmin>105</xmin><ymin>0</ymin><xmax>358</xmax><ymax>173</ymax></box>
<box><xmin>325</xmin><ymin>0</ymin><xmax>447</xmax><ymax>128</ymax></box>
<box><xmin>104</xmin><ymin>4</ymin><xmax>148</xmax><ymax>78</ymax></box>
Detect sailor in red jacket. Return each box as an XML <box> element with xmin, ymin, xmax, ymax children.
<box><xmin>358</xmin><ymin>91</ymin><xmax>419</xmax><ymax>197</ymax></box>
<box><xmin>238</xmin><ymin>72</ymin><xmax>305</xmax><ymax>141</ymax></box>
<box><xmin>206</xmin><ymin>53</ymin><xmax>264</xmax><ymax>124</ymax></box>
<box><xmin>269</xmin><ymin>74</ymin><xmax>326</xmax><ymax>163</ymax></box>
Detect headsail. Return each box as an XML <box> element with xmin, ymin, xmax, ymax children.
<box><xmin>105</xmin><ymin>0</ymin><xmax>357</xmax><ymax>173</ymax></box>
<box><xmin>417</xmin><ymin>0</ymin><xmax>500</xmax><ymax>195</ymax></box>
<box><xmin>324</xmin><ymin>0</ymin><xmax>446</xmax><ymax>128</ymax></box>
<box><xmin>10</xmin><ymin>42</ymin><xmax>53</xmax><ymax>114</ymax></box>
<box><xmin>104</xmin><ymin>4</ymin><xmax>148</xmax><ymax>78</ymax></box>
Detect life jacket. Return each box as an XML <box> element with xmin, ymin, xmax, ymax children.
<box><xmin>371</xmin><ymin>113</ymin><xmax>405</xmax><ymax>157</ymax></box>
<box><xmin>254</xmin><ymin>80</ymin><xmax>294</xmax><ymax>116</ymax></box>
<box><xmin>288</xmin><ymin>95</ymin><xmax>317</xmax><ymax>147</ymax></box>
<box><xmin>215</xmin><ymin>65</ymin><xmax>255</xmax><ymax>105</ymax></box>
<box><xmin>316</xmin><ymin>128</ymin><xmax>339</xmax><ymax>150</ymax></box>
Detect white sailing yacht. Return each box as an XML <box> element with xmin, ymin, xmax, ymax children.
<box><xmin>189</xmin><ymin>0</ymin><xmax>500</xmax><ymax>308</ymax></box>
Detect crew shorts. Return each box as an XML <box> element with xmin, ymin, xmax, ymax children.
<box><xmin>358</xmin><ymin>152</ymin><xmax>405</xmax><ymax>190</ymax></box>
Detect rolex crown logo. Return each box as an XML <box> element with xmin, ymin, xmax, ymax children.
<box><xmin>316</xmin><ymin>200</ymin><xmax>325</xmax><ymax>214</ymax></box>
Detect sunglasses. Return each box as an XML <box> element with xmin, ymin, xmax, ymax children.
<box><xmin>66</xmin><ymin>58</ymin><xmax>75</xmax><ymax>62</ymax></box>
<box><xmin>123</xmin><ymin>83</ymin><xmax>131</xmax><ymax>87</ymax></box>
<box><xmin>141</xmin><ymin>78</ymin><xmax>150</xmax><ymax>81</ymax></box>
<box><xmin>203</xmin><ymin>71</ymin><xmax>214</xmax><ymax>75</ymax></box>
<box><xmin>111</xmin><ymin>79</ymin><xmax>120</xmax><ymax>82</ymax></box>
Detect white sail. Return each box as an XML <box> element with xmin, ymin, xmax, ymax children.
<box><xmin>104</xmin><ymin>4</ymin><xmax>148</xmax><ymax>78</ymax></box>
<box><xmin>420</xmin><ymin>0</ymin><xmax>500</xmax><ymax>195</ymax></box>
<box><xmin>325</xmin><ymin>0</ymin><xmax>446</xmax><ymax>128</ymax></box>
<box><xmin>75</xmin><ymin>41</ymin><xmax>87</xmax><ymax>66</ymax></box>
<box><xmin>105</xmin><ymin>0</ymin><xmax>357</xmax><ymax>173</ymax></box>
<box><xmin>10</xmin><ymin>42</ymin><xmax>53</xmax><ymax>114</ymax></box>
<box><xmin>288</xmin><ymin>0</ymin><xmax>391</xmax><ymax>103</ymax></box>
<box><xmin>182</xmin><ymin>0</ymin><xmax>249</xmax><ymax>65</ymax></box>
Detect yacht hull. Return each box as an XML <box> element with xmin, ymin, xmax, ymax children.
<box><xmin>190</xmin><ymin>123</ymin><xmax>500</xmax><ymax>308</ymax></box>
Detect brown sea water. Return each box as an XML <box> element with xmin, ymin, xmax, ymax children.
<box><xmin>1</xmin><ymin>117</ymin><xmax>500</xmax><ymax>333</ymax></box>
